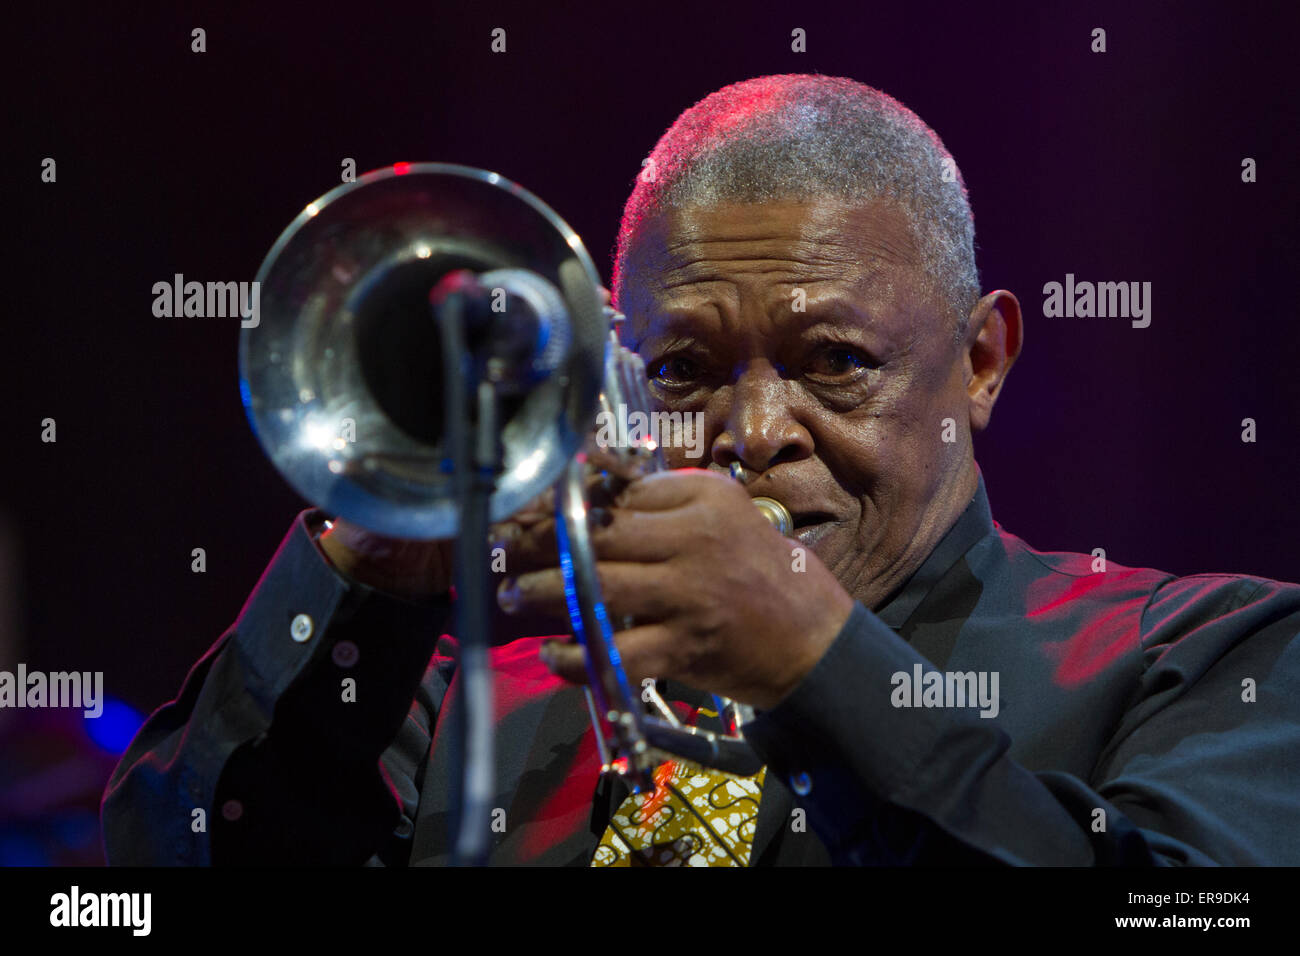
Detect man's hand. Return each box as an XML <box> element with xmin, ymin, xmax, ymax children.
<box><xmin>318</xmin><ymin>518</ymin><xmax>455</xmax><ymax>601</ymax></box>
<box><xmin>496</xmin><ymin>468</ymin><xmax>856</xmax><ymax>710</ymax></box>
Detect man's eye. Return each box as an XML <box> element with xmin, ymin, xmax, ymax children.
<box><xmin>650</xmin><ymin>355</ymin><xmax>701</xmax><ymax>387</ymax></box>
<box><xmin>806</xmin><ymin>347</ymin><xmax>874</xmax><ymax>382</ymax></box>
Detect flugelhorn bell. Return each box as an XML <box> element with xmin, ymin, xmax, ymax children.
<box><xmin>241</xmin><ymin>162</ymin><xmax>768</xmax><ymax>810</ymax></box>
<box><xmin>239</xmin><ymin>163</ymin><xmax>607</xmax><ymax>539</ymax></box>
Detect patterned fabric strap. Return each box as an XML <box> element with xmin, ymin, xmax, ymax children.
<box><xmin>591</xmin><ymin>761</ymin><xmax>767</xmax><ymax>867</ymax></box>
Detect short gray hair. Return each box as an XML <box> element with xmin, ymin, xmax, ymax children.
<box><xmin>613</xmin><ymin>74</ymin><xmax>980</xmax><ymax>342</ymax></box>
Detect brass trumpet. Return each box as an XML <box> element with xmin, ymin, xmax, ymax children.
<box><xmin>239</xmin><ymin>163</ymin><xmax>790</xmax><ymax>858</ymax></box>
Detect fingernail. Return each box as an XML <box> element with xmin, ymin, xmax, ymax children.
<box><xmin>498</xmin><ymin>578</ymin><xmax>519</xmax><ymax>613</ymax></box>
<box><xmin>538</xmin><ymin>641</ymin><xmax>557</xmax><ymax>669</ymax></box>
<box><xmin>489</xmin><ymin>524</ymin><xmax>519</xmax><ymax>552</ymax></box>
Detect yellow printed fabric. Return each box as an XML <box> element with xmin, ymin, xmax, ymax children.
<box><xmin>591</xmin><ymin>761</ymin><xmax>767</xmax><ymax>867</ymax></box>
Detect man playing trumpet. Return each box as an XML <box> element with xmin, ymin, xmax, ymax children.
<box><xmin>104</xmin><ymin>74</ymin><xmax>1300</xmax><ymax>866</ymax></box>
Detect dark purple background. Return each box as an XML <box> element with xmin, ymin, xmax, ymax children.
<box><xmin>7</xmin><ymin>1</ymin><xmax>1298</xmax><ymax>861</ymax></box>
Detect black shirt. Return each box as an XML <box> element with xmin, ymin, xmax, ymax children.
<box><xmin>102</xmin><ymin>471</ymin><xmax>1300</xmax><ymax>864</ymax></box>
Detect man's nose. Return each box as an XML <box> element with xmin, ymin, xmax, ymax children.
<box><xmin>712</xmin><ymin>367</ymin><xmax>813</xmax><ymax>472</ymax></box>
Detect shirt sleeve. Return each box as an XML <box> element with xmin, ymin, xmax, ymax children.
<box><xmin>100</xmin><ymin>510</ymin><xmax>455</xmax><ymax>866</ymax></box>
<box><xmin>742</xmin><ymin>579</ymin><xmax>1300</xmax><ymax>865</ymax></box>
<box><xmin>1092</xmin><ymin>574</ymin><xmax>1300</xmax><ymax>864</ymax></box>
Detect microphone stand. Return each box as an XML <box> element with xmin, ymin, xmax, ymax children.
<box><xmin>435</xmin><ymin>282</ymin><xmax>501</xmax><ymax>867</ymax></box>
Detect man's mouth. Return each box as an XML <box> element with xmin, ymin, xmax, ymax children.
<box><xmin>791</xmin><ymin>512</ymin><xmax>837</xmax><ymax>546</ymax></box>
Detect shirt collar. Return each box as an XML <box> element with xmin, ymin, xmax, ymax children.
<box><xmin>874</xmin><ymin>468</ymin><xmax>996</xmax><ymax>630</ymax></box>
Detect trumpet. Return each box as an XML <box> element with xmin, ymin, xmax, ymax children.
<box><xmin>565</xmin><ymin>325</ymin><xmax>792</xmax><ymax>790</ymax></box>
<box><xmin>239</xmin><ymin>163</ymin><xmax>791</xmax><ymax>861</ymax></box>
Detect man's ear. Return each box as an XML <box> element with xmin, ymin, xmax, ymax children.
<box><xmin>964</xmin><ymin>290</ymin><xmax>1023</xmax><ymax>433</ymax></box>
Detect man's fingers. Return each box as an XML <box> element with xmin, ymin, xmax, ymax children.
<box><xmin>540</xmin><ymin>624</ymin><xmax>676</xmax><ymax>687</ymax></box>
<box><xmin>504</xmin><ymin>505</ymin><xmax>687</xmax><ymax>574</ymax></box>
<box><xmin>580</xmin><ymin>442</ymin><xmax>652</xmax><ymax>486</ymax></box>
<box><xmin>496</xmin><ymin>467</ymin><xmax>623</xmax><ymax>536</ymax></box>
<box><xmin>538</xmin><ymin>640</ymin><xmax>586</xmax><ymax>684</ymax></box>
<box><xmin>490</xmin><ymin>515</ymin><xmax>556</xmax><ymax>571</ymax></box>
<box><xmin>614</xmin><ymin>467</ymin><xmax>741</xmax><ymax>512</ymax></box>
<box><xmin>499</xmin><ymin>562</ymin><xmax>677</xmax><ymax>620</ymax></box>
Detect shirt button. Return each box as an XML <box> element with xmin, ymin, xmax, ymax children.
<box><xmin>332</xmin><ymin>640</ymin><xmax>359</xmax><ymax>668</ymax></box>
<box><xmin>222</xmin><ymin>799</ymin><xmax>244</xmax><ymax>821</ymax></box>
<box><xmin>790</xmin><ymin>771</ymin><xmax>812</xmax><ymax>796</ymax></box>
<box><xmin>290</xmin><ymin>613</ymin><xmax>314</xmax><ymax>642</ymax></box>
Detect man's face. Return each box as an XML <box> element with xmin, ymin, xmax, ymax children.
<box><xmin>618</xmin><ymin>198</ymin><xmax>981</xmax><ymax>609</ymax></box>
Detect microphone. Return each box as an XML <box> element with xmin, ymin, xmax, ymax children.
<box><xmin>429</xmin><ymin>268</ymin><xmax>572</xmax><ymax>392</ymax></box>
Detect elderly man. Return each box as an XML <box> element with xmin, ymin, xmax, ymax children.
<box><xmin>103</xmin><ymin>74</ymin><xmax>1300</xmax><ymax>866</ymax></box>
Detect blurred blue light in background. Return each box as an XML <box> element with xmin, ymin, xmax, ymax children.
<box><xmin>84</xmin><ymin>696</ymin><xmax>145</xmax><ymax>754</ymax></box>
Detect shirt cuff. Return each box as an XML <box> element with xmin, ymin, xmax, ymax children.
<box><xmin>229</xmin><ymin>509</ymin><xmax>451</xmax><ymax>726</ymax></box>
<box><xmin>742</xmin><ymin>601</ymin><xmax>947</xmax><ymax>852</ymax></box>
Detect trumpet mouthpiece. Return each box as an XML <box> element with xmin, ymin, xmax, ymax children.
<box><xmin>751</xmin><ymin>496</ymin><xmax>793</xmax><ymax>536</ymax></box>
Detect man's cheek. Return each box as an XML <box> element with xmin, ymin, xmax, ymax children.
<box><xmin>680</xmin><ymin>413</ymin><xmax>708</xmax><ymax>461</ymax></box>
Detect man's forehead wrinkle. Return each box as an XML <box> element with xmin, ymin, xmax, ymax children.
<box><xmin>626</xmin><ymin>307</ymin><xmax>728</xmax><ymax>354</ymax></box>
<box><xmin>655</xmin><ymin>261</ymin><xmax>849</xmax><ymax>292</ymax></box>
<box><xmin>662</xmin><ymin>223</ymin><xmax>861</xmax><ymax>254</ymax></box>
<box><xmin>620</xmin><ymin>200</ymin><xmax>931</xmax><ymax>347</ymax></box>
<box><xmin>627</xmin><ymin>289</ymin><xmax>890</xmax><ymax>353</ymax></box>
<box><xmin>646</xmin><ymin>214</ymin><xmax>916</xmax><ymax>291</ymax></box>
